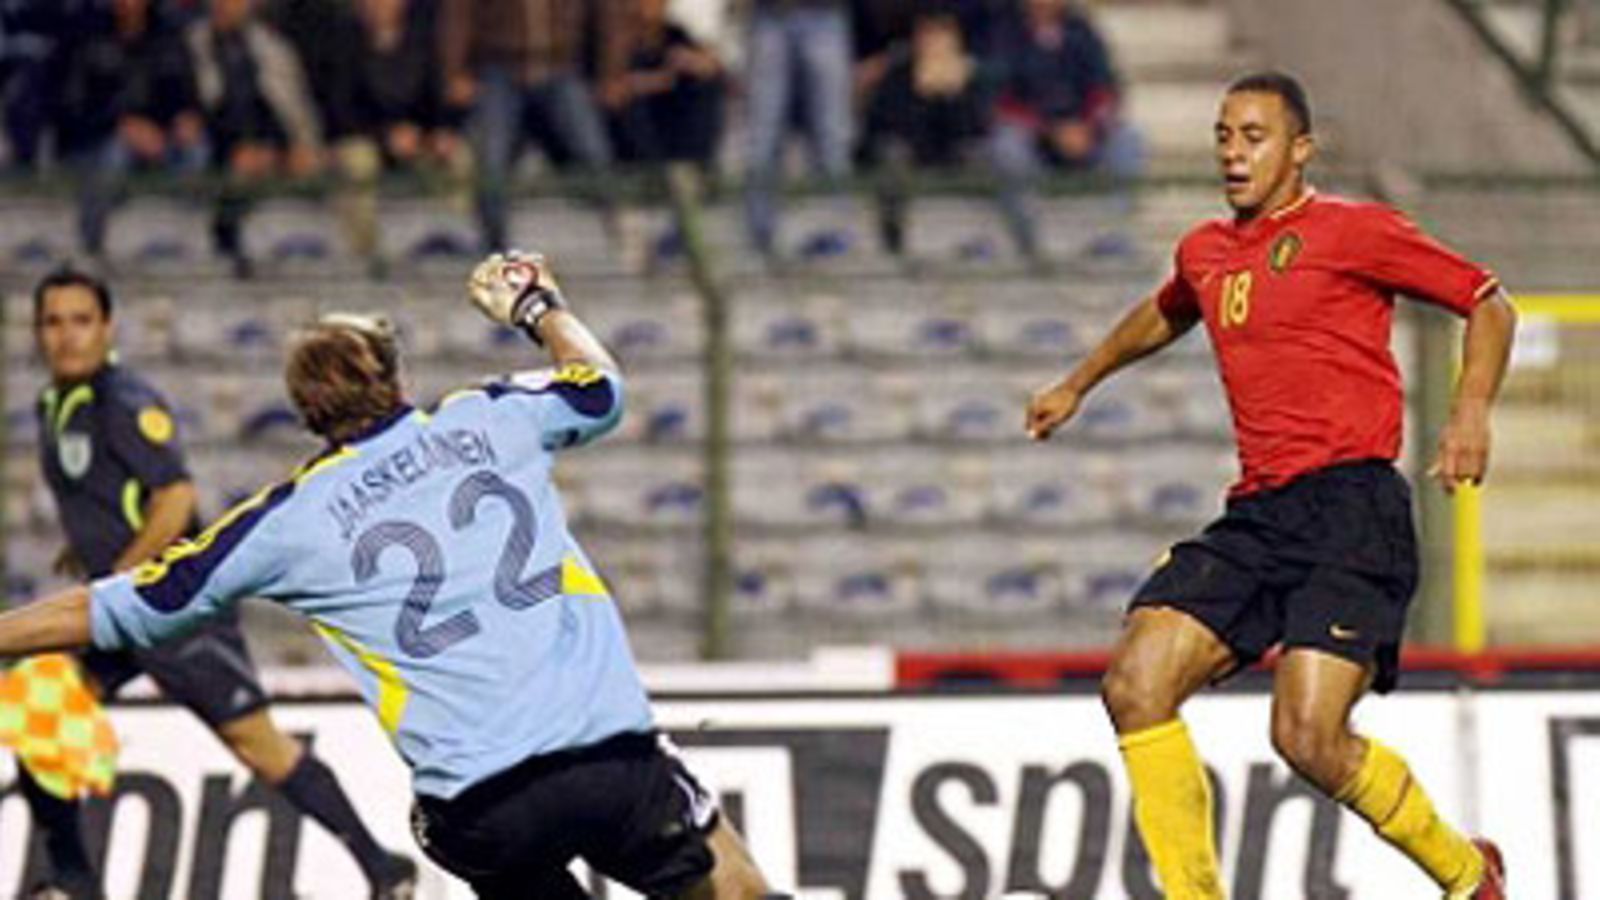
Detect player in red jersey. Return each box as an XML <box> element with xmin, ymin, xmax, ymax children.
<box><xmin>1026</xmin><ymin>72</ymin><xmax>1514</xmax><ymax>899</ymax></box>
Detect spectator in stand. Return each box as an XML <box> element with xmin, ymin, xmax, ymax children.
<box><xmin>186</xmin><ymin>0</ymin><xmax>325</xmax><ymax>277</ymax></box>
<box><xmin>324</xmin><ymin>0</ymin><xmax>468</xmax><ymax>275</ymax></box>
<box><xmin>61</xmin><ymin>0</ymin><xmax>208</xmax><ymax>259</ymax></box>
<box><xmin>608</xmin><ymin>0</ymin><xmax>725</xmax><ymax>172</ymax></box>
<box><xmin>440</xmin><ymin>0</ymin><xmax>634</xmax><ymax>254</ymax></box>
<box><xmin>850</xmin><ymin>0</ymin><xmax>1002</xmax><ymax>119</ymax></box>
<box><xmin>1</xmin><ymin>0</ymin><xmax>72</xmax><ymax>172</ymax></box>
<box><xmin>987</xmin><ymin>0</ymin><xmax>1144</xmax><ymax>262</ymax></box>
<box><xmin>859</xmin><ymin>6</ymin><xmax>990</xmax><ymax>257</ymax></box>
<box><xmin>743</xmin><ymin>0</ymin><xmax>855</xmax><ymax>263</ymax></box>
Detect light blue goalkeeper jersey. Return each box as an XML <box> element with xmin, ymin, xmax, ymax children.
<box><xmin>89</xmin><ymin>365</ymin><xmax>653</xmax><ymax>799</ymax></box>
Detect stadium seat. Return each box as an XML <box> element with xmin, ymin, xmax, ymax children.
<box><xmin>733</xmin><ymin>299</ymin><xmax>839</xmax><ymax>359</ymax></box>
<box><xmin>988</xmin><ymin>450</ymin><xmax>1120</xmax><ymax>526</ymax></box>
<box><xmin>844</xmin><ymin>302</ymin><xmax>979</xmax><ymax>358</ymax></box>
<box><xmin>731</xmin><ymin>544</ymin><xmax>797</xmax><ymax>617</ymax></box>
<box><xmin>776</xmin><ymin>372</ymin><xmax>908</xmax><ymax>442</ymax></box>
<box><xmin>792</xmin><ymin>537</ymin><xmax>923</xmax><ymax>619</ymax></box>
<box><xmin>975</xmin><ymin>306</ymin><xmax>1085</xmax><ymax>358</ymax></box>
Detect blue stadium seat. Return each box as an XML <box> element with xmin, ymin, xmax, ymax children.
<box><xmin>270</xmin><ymin>233</ymin><xmax>332</xmax><ymax>263</ymax></box>
<box><xmin>887</xmin><ymin>483</ymin><xmax>952</xmax><ymax>523</ymax></box>
<box><xmin>6</xmin><ymin>407</ymin><xmax>37</xmax><ymax>444</ymax></box>
<box><xmin>804</xmin><ymin>481</ymin><xmax>869</xmax><ymax>528</ymax></box>
<box><xmin>644</xmin><ymin>481</ymin><xmax>704</xmax><ymax>523</ymax></box>
<box><xmin>984</xmin><ymin>565</ymin><xmax>1060</xmax><ymax>611</ymax></box>
<box><xmin>732</xmin><ymin>564</ymin><xmax>794</xmax><ymax>617</ymax></box>
<box><xmin>239</xmin><ymin>403</ymin><xmax>302</xmax><ymax>441</ymax></box>
<box><xmin>977</xmin><ymin>307</ymin><xmax>1084</xmax><ymax>358</ymax></box>
<box><xmin>1082</xmin><ymin>565</ymin><xmax>1145</xmax><ymax>611</ymax></box>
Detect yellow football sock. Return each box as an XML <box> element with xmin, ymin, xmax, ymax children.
<box><xmin>1119</xmin><ymin>719</ymin><xmax>1225</xmax><ymax>900</ymax></box>
<box><xmin>1336</xmin><ymin>738</ymin><xmax>1483</xmax><ymax>892</ymax></box>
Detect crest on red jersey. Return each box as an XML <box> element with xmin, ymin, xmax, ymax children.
<box><xmin>1269</xmin><ymin>232</ymin><xmax>1304</xmax><ymax>273</ymax></box>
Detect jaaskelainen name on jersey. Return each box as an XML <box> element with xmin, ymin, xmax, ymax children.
<box><xmin>91</xmin><ymin>365</ymin><xmax>652</xmax><ymax>798</ymax></box>
<box><xmin>327</xmin><ymin>427</ymin><xmax>499</xmax><ymax>541</ymax></box>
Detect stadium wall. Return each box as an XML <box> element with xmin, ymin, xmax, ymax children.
<box><xmin>1222</xmin><ymin>0</ymin><xmax>1589</xmax><ymax>174</ymax></box>
<box><xmin>3</xmin><ymin>685</ymin><xmax>1598</xmax><ymax>899</ymax></box>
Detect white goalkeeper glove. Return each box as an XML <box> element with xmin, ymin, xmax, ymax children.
<box><xmin>468</xmin><ymin>250</ymin><xmax>568</xmax><ymax>342</ymax></box>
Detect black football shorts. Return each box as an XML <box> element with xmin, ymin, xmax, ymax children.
<box><xmin>1131</xmin><ymin>459</ymin><xmax>1419</xmax><ymax>692</ymax></box>
<box><xmin>81</xmin><ymin>607</ymin><xmax>270</xmax><ymax>726</ymax></box>
<box><xmin>413</xmin><ymin>731</ymin><xmax>718</xmax><ymax>899</ymax></box>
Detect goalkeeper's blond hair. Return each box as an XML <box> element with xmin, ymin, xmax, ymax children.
<box><xmin>286</xmin><ymin>314</ymin><xmax>404</xmax><ymax>444</ymax></box>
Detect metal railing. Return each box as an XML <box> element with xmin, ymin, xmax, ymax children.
<box><xmin>1442</xmin><ymin>0</ymin><xmax>1600</xmax><ymax>166</ymax></box>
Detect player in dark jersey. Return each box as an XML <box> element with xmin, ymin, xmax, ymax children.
<box><xmin>1026</xmin><ymin>73</ymin><xmax>1515</xmax><ymax>899</ymax></box>
<box><xmin>21</xmin><ymin>267</ymin><xmax>417</xmax><ymax>900</ymax></box>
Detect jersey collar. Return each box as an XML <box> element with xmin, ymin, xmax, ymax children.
<box><xmin>1268</xmin><ymin>187</ymin><xmax>1317</xmax><ymax>221</ymax></box>
<box><xmin>1231</xmin><ymin>188</ymin><xmax>1316</xmax><ymax>238</ymax></box>
<box><xmin>336</xmin><ymin>403</ymin><xmax>416</xmax><ymax>449</ymax></box>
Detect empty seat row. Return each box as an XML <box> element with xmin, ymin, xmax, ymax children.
<box><xmin>5</xmin><ymin>357</ymin><xmax>1232</xmax><ymax>449</ymax></box>
<box><xmin>6</xmin><ymin>275</ymin><xmax>1204</xmax><ymax>368</ymax></box>
<box><xmin>580</xmin><ymin>532</ymin><xmax>1173</xmax><ymax>622</ymax></box>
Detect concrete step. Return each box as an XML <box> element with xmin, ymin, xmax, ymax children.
<box><xmin>1482</xmin><ymin>482</ymin><xmax>1600</xmax><ymax>545</ymax></box>
<box><xmin>1126</xmin><ymin>81</ymin><xmax>1228</xmax><ymax>159</ymax></box>
<box><xmin>1097</xmin><ymin>4</ymin><xmax>1237</xmax><ymax>73</ymax></box>
<box><xmin>1556</xmin><ymin>80</ymin><xmax>1600</xmax><ymax>133</ymax></box>
<box><xmin>1486</xmin><ymin>573</ymin><xmax>1600</xmax><ymax>644</ymax></box>
<box><xmin>1482</xmin><ymin>4</ymin><xmax>1545</xmax><ymax>61</ymax></box>
<box><xmin>1493</xmin><ymin>404</ymin><xmax>1599</xmax><ymax>460</ymax></box>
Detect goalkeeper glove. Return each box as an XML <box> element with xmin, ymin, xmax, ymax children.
<box><xmin>468</xmin><ymin>250</ymin><xmax>568</xmax><ymax>342</ymax></box>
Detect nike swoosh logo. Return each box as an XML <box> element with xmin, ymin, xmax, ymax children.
<box><xmin>1330</xmin><ymin>624</ymin><xmax>1360</xmax><ymax>641</ymax></box>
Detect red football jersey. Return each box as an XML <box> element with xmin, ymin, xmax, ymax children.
<box><xmin>1155</xmin><ymin>191</ymin><xmax>1499</xmax><ymax>496</ymax></box>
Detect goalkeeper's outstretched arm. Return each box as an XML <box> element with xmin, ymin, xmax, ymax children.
<box><xmin>0</xmin><ymin>587</ymin><xmax>91</xmax><ymax>658</ymax></box>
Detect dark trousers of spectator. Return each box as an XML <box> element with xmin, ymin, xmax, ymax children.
<box><xmin>987</xmin><ymin>118</ymin><xmax>1146</xmax><ymax>260</ymax></box>
<box><xmin>2</xmin><ymin>50</ymin><xmax>60</xmax><ymax>168</ymax></box>
<box><xmin>470</xmin><ymin>65</ymin><xmax>614</xmax><ymax>252</ymax></box>
<box><xmin>73</xmin><ymin>135</ymin><xmax>209</xmax><ymax>255</ymax></box>
<box><xmin>205</xmin><ymin>124</ymin><xmax>289</xmax><ymax>275</ymax></box>
<box><xmin>862</xmin><ymin>97</ymin><xmax>984</xmax><ymax>257</ymax></box>
<box><xmin>610</xmin><ymin>80</ymin><xmax>724</xmax><ymax>168</ymax></box>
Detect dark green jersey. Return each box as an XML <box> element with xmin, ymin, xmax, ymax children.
<box><xmin>37</xmin><ymin>364</ymin><xmax>192</xmax><ymax>578</ymax></box>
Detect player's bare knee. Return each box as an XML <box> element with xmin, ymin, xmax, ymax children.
<box><xmin>1101</xmin><ymin>660</ymin><xmax>1173</xmax><ymax>731</ymax></box>
<box><xmin>1269</xmin><ymin>712</ymin><xmax>1343</xmax><ymax>786</ymax></box>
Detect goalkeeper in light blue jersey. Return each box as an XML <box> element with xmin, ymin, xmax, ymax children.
<box><xmin>0</xmin><ymin>252</ymin><xmax>771</xmax><ymax>900</ymax></box>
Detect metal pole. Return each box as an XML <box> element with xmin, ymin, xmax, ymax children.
<box><xmin>1414</xmin><ymin>308</ymin><xmax>1459</xmax><ymax>646</ymax></box>
<box><xmin>0</xmin><ymin>288</ymin><xmax>8</xmax><ymax>604</ymax></box>
<box><xmin>1539</xmin><ymin>0</ymin><xmax>1571</xmax><ymax>89</ymax></box>
<box><xmin>666</xmin><ymin>163</ymin><xmax>735</xmax><ymax>660</ymax></box>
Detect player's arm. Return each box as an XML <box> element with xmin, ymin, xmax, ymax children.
<box><xmin>536</xmin><ymin>308</ymin><xmax>620</xmax><ymax>374</ymax></box>
<box><xmin>1026</xmin><ymin>294</ymin><xmax>1199</xmax><ymax>440</ymax></box>
<box><xmin>111</xmin><ymin>481</ymin><xmax>198</xmax><ymax>573</ymax></box>
<box><xmin>1348</xmin><ymin>205</ymin><xmax>1519</xmax><ymax>492</ymax></box>
<box><xmin>468</xmin><ymin>251</ymin><xmax>627</xmax><ymax>447</ymax></box>
<box><xmin>0</xmin><ymin>586</ymin><xmax>92</xmax><ymax>657</ymax></box>
<box><xmin>102</xmin><ymin>389</ymin><xmax>197</xmax><ymax>573</ymax></box>
<box><xmin>1431</xmin><ymin>289</ymin><xmax>1517</xmax><ymax>493</ymax></box>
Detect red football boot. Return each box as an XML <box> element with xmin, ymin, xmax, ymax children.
<box><xmin>1463</xmin><ymin>838</ymin><xmax>1505</xmax><ymax>899</ymax></box>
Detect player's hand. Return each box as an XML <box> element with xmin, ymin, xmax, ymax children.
<box><xmin>1429</xmin><ymin>400</ymin><xmax>1491</xmax><ymax>494</ymax></box>
<box><xmin>468</xmin><ymin>251</ymin><xmax>565</xmax><ymax>328</ymax></box>
<box><xmin>1025</xmin><ymin>381</ymin><xmax>1083</xmax><ymax>441</ymax></box>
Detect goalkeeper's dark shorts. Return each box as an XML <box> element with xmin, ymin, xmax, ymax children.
<box><xmin>80</xmin><ymin>607</ymin><xmax>270</xmax><ymax>726</ymax></box>
<box><xmin>412</xmin><ymin>731</ymin><xmax>718</xmax><ymax>899</ymax></box>
<box><xmin>1130</xmin><ymin>459</ymin><xmax>1419</xmax><ymax>693</ymax></box>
